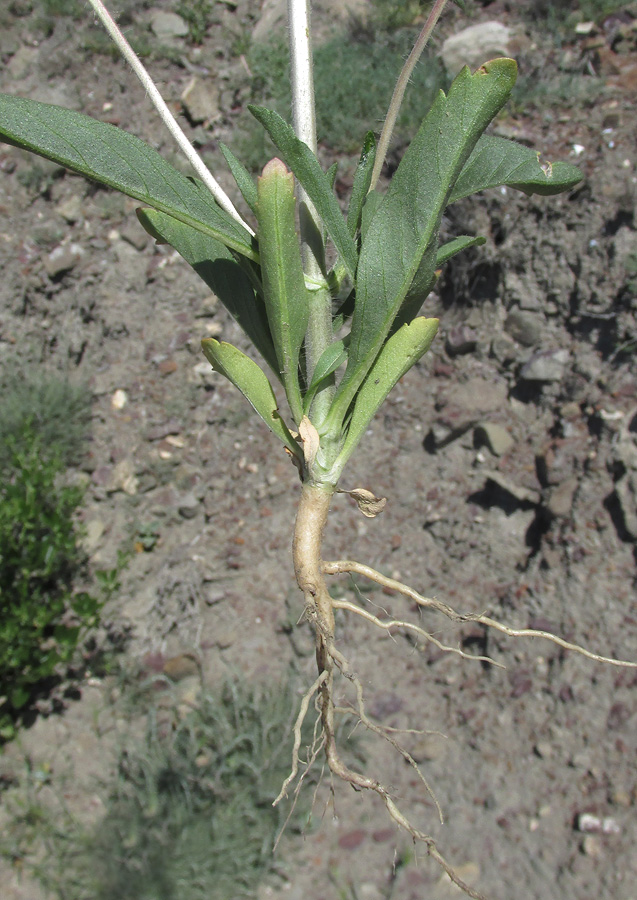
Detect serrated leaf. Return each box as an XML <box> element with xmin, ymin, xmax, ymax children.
<box><xmin>137</xmin><ymin>208</ymin><xmax>278</xmax><ymax>375</ymax></box>
<box><xmin>348</xmin><ymin>132</ymin><xmax>377</xmax><ymax>237</ymax></box>
<box><xmin>0</xmin><ymin>93</ymin><xmax>256</xmax><ymax>260</ymax></box>
<box><xmin>201</xmin><ymin>338</ymin><xmax>302</xmax><ymax>460</ymax></box>
<box><xmin>219</xmin><ymin>142</ymin><xmax>258</xmax><ymax>214</ymax></box>
<box><xmin>332</xmin><ymin>317</ymin><xmax>439</xmax><ymax>473</ymax></box>
<box><xmin>249</xmin><ymin>106</ymin><xmax>358</xmax><ymax>280</ymax></box>
<box><xmin>257</xmin><ymin>159</ymin><xmax>309</xmax><ymax>423</ymax></box>
<box><xmin>329</xmin><ymin>59</ymin><xmax>517</xmax><ymax>427</ymax></box>
<box><xmin>436</xmin><ymin>234</ymin><xmax>487</xmax><ymax>267</ymax></box>
<box><xmin>449</xmin><ymin>134</ymin><xmax>583</xmax><ymax>203</ymax></box>
<box><xmin>303</xmin><ymin>339</ymin><xmax>347</xmax><ymax>414</ymax></box>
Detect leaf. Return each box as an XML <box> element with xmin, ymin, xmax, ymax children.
<box><xmin>219</xmin><ymin>142</ymin><xmax>258</xmax><ymax>213</ymax></box>
<box><xmin>332</xmin><ymin>317</ymin><xmax>439</xmax><ymax>473</ymax></box>
<box><xmin>0</xmin><ymin>93</ymin><xmax>256</xmax><ymax>260</ymax></box>
<box><xmin>137</xmin><ymin>208</ymin><xmax>279</xmax><ymax>375</ymax></box>
<box><xmin>347</xmin><ymin>132</ymin><xmax>377</xmax><ymax>237</ymax></box>
<box><xmin>436</xmin><ymin>234</ymin><xmax>487</xmax><ymax>267</ymax></box>
<box><xmin>303</xmin><ymin>339</ymin><xmax>347</xmax><ymax>413</ymax></box>
<box><xmin>249</xmin><ymin>106</ymin><xmax>358</xmax><ymax>280</ymax></box>
<box><xmin>201</xmin><ymin>338</ymin><xmax>302</xmax><ymax>460</ymax></box>
<box><xmin>329</xmin><ymin>59</ymin><xmax>517</xmax><ymax>426</ymax></box>
<box><xmin>360</xmin><ymin>190</ymin><xmax>383</xmax><ymax>245</ymax></box>
<box><xmin>449</xmin><ymin>134</ymin><xmax>583</xmax><ymax>203</ymax></box>
<box><xmin>257</xmin><ymin>159</ymin><xmax>309</xmax><ymax>422</ymax></box>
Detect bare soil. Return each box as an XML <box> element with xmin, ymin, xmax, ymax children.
<box><xmin>0</xmin><ymin>2</ymin><xmax>636</xmax><ymax>899</ymax></box>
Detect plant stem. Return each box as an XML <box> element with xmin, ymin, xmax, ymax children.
<box><xmin>369</xmin><ymin>0</ymin><xmax>450</xmax><ymax>192</ymax></box>
<box><xmin>86</xmin><ymin>0</ymin><xmax>253</xmax><ymax>235</ymax></box>
<box><xmin>288</xmin><ymin>0</ymin><xmax>334</xmax><ymax>423</ymax></box>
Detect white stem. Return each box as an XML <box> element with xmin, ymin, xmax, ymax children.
<box><xmin>86</xmin><ymin>0</ymin><xmax>254</xmax><ymax>235</ymax></box>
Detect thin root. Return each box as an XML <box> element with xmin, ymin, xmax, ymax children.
<box><xmin>323</xmin><ymin>560</ymin><xmax>636</xmax><ymax>668</ymax></box>
<box><xmin>327</xmin><ymin>641</ymin><xmax>444</xmax><ymax>824</ymax></box>
<box><xmin>333</xmin><ymin>597</ymin><xmax>503</xmax><ymax>668</ymax></box>
<box><xmin>274</xmin><ymin>670</ymin><xmax>328</xmax><ymax>806</ymax></box>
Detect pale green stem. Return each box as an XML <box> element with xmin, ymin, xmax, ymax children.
<box><xmin>288</xmin><ymin>0</ymin><xmax>334</xmax><ymax>425</ymax></box>
<box><xmin>86</xmin><ymin>0</ymin><xmax>254</xmax><ymax>235</ymax></box>
<box><xmin>369</xmin><ymin>0</ymin><xmax>450</xmax><ymax>192</ymax></box>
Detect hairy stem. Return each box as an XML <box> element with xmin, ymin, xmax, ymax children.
<box><xmin>369</xmin><ymin>0</ymin><xmax>451</xmax><ymax>192</ymax></box>
<box><xmin>86</xmin><ymin>0</ymin><xmax>253</xmax><ymax>233</ymax></box>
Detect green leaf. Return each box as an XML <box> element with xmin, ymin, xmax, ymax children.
<box><xmin>249</xmin><ymin>106</ymin><xmax>358</xmax><ymax>280</ymax></box>
<box><xmin>201</xmin><ymin>338</ymin><xmax>302</xmax><ymax>460</ymax></box>
<box><xmin>137</xmin><ymin>208</ymin><xmax>279</xmax><ymax>376</ymax></box>
<box><xmin>303</xmin><ymin>340</ymin><xmax>347</xmax><ymax>414</ymax></box>
<box><xmin>360</xmin><ymin>190</ymin><xmax>383</xmax><ymax>245</ymax></box>
<box><xmin>257</xmin><ymin>159</ymin><xmax>309</xmax><ymax>422</ymax></box>
<box><xmin>449</xmin><ymin>134</ymin><xmax>583</xmax><ymax>203</ymax></box>
<box><xmin>329</xmin><ymin>59</ymin><xmax>518</xmax><ymax>427</ymax></box>
<box><xmin>0</xmin><ymin>93</ymin><xmax>256</xmax><ymax>260</ymax></box>
<box><xmin>219</xmin><ymin>142</ymin><xmax>258</xmax><ymax>213</ymax></box>
<box><xmin>347</xmin><ymin>132</ymin><xmax>377</xmax><ymax>237</ymax></box>
<box><xmin>332</xmin><ymin>317</ymin><xmax>439</xmax><ymax>472</ymax></box>
<box><xmin>436</xmin><ymin>234</ymin><xmax>487</xmax><ymax>267</ymax></box>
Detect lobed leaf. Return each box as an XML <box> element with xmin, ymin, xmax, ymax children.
<box><xmin>257</xmin><ymin>159</ymin><xmax>309</xmax><ymax>423</ymax></box>
<box><xmin>137</xmin><ymin>208</ymin><xmax>279</xmax><ymax>376</ymax></box>
<box><xmin>449</xmin><ymin>133</ymin><xmax>583</xmax><ymax>203</ymax></box>
<box><xmin>329</xmin><ymin>59</ymin><xmax>518</xmax><ymax>427</ymax></box>
<box><xmin>249</xmin><ymin>106</ymin><xmax>358</xmax><ymax>280</ymax></box>
<box><xmin>0</xmin><ymin>93</ymin><xmax>256</xmax><ymax>260</ymax></box>
<box><xmin>201</xmin><ymin>339</ymin><xmax>302</xmax><ymax>460</ymax></box>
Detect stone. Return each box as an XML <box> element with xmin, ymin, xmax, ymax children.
<box><xmin>504</xmin><ymin>308</ymin><xmax>543</xmax><ymax>347</ymax></box>
<box><xmin>7</xmin><ymin>45</ymin><xmax>38</xmax><ymax>80</ymax></box>
<box><xmin>475</xmin><ymin>422</ymin><xmax>514</xmax><ymax>456</ymax></box>
<box><xmin>111</xmin><ymin>388</ymin><xmax>128</xmax><ymax>410</ymax></box>
<box><xmin>149</xmin><ymin>10</ymin><xmax>189</xmax><ymax>39</ymax></box>
<box><xmin>43</xmin><ymin>243</ymin><xmax>83</xmax><ymax>278</ymax></box>
<box><xmin>252</xmin><ymin>0</ymin><xmax>287</xmax><ymax>42</ymax></box>
<box><xmin>546</xmin><ymin>477</ymin><xmax>578</xmax><ymax>518</ymax></box>
<box><xmin>445</xmin><ymin>324</ymin><xmax>478</xmax><ymax>355</ymax></box>
<box><xmin>615</xmin><ymin>471</ymin><xmax>637</xmax><ymax>539</ymax></box>
<box><xmin>82</xmin><ymin>518</ymin><xmax>105</xmax><ymax>554</ymax></box>
<box><xmin>56</xmin><ymin>194</ymin><xmax>83</xmax><ymax>224</ymax></box>
<box><xmin>162</xmin><ymin>654</ymin><xmax>200</xmax><ymax>681</ymax></box>
<box><xmin>520</xmin><ymin>349</ymin><xmax>570</xmax><ymax>382</ymax></box>
<box><xmin>178</xmin><ymin>492</ymin><xmax>200</xmax><ymax>519</ymax></box>
<box><xmin>181</xmin><ymin>77</ymin><xmax>222</xmax><ymax>125</ymax></box>
<box><xmin>441</xmin><ymin>21</ymin><xmax>512</xmax><ymax>76</ymax></box>
<box><xmin>484</xmin><ymin>471</ymin><xmax>541</xmax><ymax>506</ymax></box>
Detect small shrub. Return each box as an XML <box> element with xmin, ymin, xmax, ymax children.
<box><xmin>0</xmin><ymin>433</ymin><xmax>99</xmax><ymax>733</ymax></box>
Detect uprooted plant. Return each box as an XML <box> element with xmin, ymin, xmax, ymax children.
<box><xmin>1</xmin><ymin>0</ymin><xmax>634</xmax><ymax>895</ymax></box>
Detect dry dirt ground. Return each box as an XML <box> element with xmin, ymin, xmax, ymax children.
<box><xmin>0</xmin><ymin>1</ymin><xmax>636</xmax><ymax>899</ymax></box>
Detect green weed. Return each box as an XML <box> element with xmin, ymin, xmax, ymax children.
<box><xmin>177</xmin><ymin>0</ymin><xmax>215</xmax><ymax>45</ymax></box>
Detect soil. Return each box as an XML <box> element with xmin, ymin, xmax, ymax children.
<box><xmin>0</xmin><ymin>2</ymin><xmax>636</xmax><ymax>899</ymax></box>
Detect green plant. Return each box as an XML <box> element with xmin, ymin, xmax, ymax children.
<box><xmin>1</xmin><ymin>678</ymin><xmax>321</xmax><ymax>900</ymax></box>
<box><xmin>177</xmin><ymin>0</ymin><xmax>214</xmax><ymax>45</ymax></box>
<box><xmin>0</xmin><ymin>432</ymin><xmax>100</xmax><ymax>737</ymax></box>
<box><xmin>0</xmin><ymin>369</ymin><xmax>91</xmax><ymax>474</ymax></box>
<box><xmin>0</xmin><ymin>0</ymin><xmax>634</xmax><ymax>894</ymax></box>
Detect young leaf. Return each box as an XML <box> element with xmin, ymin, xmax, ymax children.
<box><xmin>332</xmin><ymin>317</ymin><xmax>439</xmax><ymax>474</ymax></box>
<box><xmin>436</xmin><ymin>234</ymin><xmax>487</xmax><ymax>267</ymax></box>
<box><xmin>449</xmin><ymin>134</ymin><xmax>583</xmax><ymax>203</ymax></box>
<box><xmin>137</xmin><ymin>208</ymin><xmax>279</xmax><ymax>376</ymax></box>
<box><xmin>219</xmin><ymin>142</ymin><xmax>258</xmax><ymax>214</ymax></box>
<box><xmin>303</xmin><ymin>340</ymin><xmax>347</xmax><ymax>414</ymax></box>
<box><xmin>347</xmin><ymin>132</ymin><xmax>377</xmax><ymax>238</ymax></box>
<box><xmin>257</xmin><ymin>158</ymin><xmax>309</xmax><ymax>423</ymax></box>
<box><xmin>201</xmin><ymin>338</ymin><xmax>302</xmax><ymax>460</ymax></box>
<box><xmin>249</xmin><ymin>106</ymin><xmax>358</xmax><ymax>280</ymax></box>
<box><xmin>329</xmin><ymin>59</ymin><xmax>518</xmax><ymax>427</ymax></box>
<box><xmin>0</xmin><ymin>93</ymin><xmax>256</xmax><ymax>260</ymax></box>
